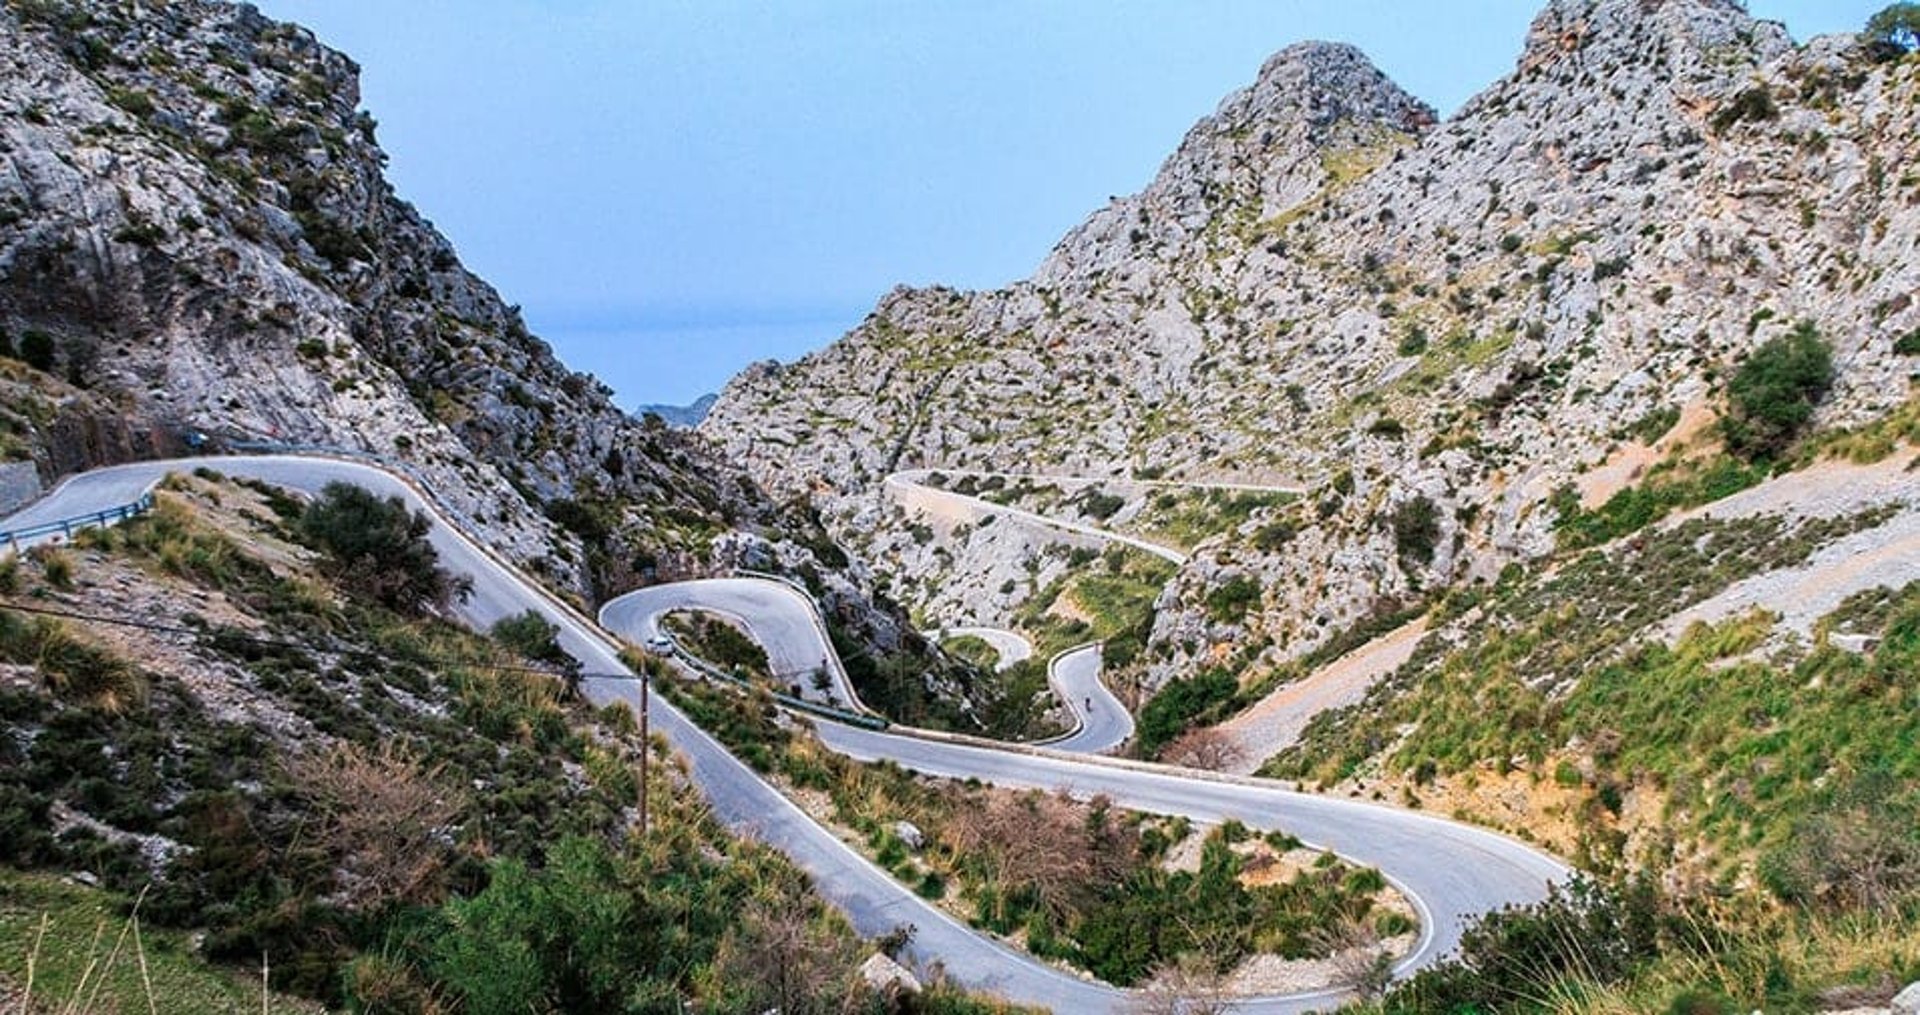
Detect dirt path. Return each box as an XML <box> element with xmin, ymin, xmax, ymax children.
<box><xmin>1217</xmin><ymin>615</ymin><xmax>1430</xmax><ymax>774</ymax></box>
<box><xmin>1217</xmin><ymin>448</ymin><xmax>1920</xmax><ymax>773</ymax></box>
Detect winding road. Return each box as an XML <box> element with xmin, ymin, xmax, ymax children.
<box><xmin>1038</xmin><ymin>643</ymin><xmax>1132</xmax><ymax>754</ymax></box>
<box><xmin>3</xmin><ymin>454</ymin><xmax>1569</xmax><ymax>1013</ymax></box>
<box><xmin>936</xmin><ymin>626</ymin><xmax>1034</xmax><ymax>671</ymax></box>
<box><xmin>600</xmin><ymin>576</ymin><xmax>861</xmax><ymax>710</ymax></box>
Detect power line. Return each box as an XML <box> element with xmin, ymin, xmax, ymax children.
<box><xmin>0</xmin><ymin>601</ymin><xmax>642</xmax><ymax>683</ymax></box>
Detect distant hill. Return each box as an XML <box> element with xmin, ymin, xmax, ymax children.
<box><xmin>637</xmin><ymin>392</ymin><xmax>719</xmax><ymax>428</ymax></box>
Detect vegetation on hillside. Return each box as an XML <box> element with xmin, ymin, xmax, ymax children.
<box><xmin>1720</xmin><ymin>322</ymin><xmax>1834</xmax><ymax>461</ymax></box>
<box><xmin>0</xmin><ymin>475</ymin><xmax>1008</xmax><ymax>1013</ymax></box>
<box><xmin>656</xmin><ymin>674</ymin><xmax>1408</xmax><ymax>990</ymax></box>
<box><xmin>1261</xmin><ymin>500</ymin><xmax>1920</xmax><ymax>1012</ymax></box>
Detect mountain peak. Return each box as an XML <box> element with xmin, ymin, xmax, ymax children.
<box><xmin>1235</xmin><ymin>40</ymin><xmax>1436</xmax><ymax>138</ymax></box>
<box><xmin>1515</xmin><ymin>0</ymin><xmax>1790</xmax><ymax>79</ymax></box>
<box><xmin>1032</xmin><ymin>39</ymin><xmax>1431</xmax><ymax>284</ymax></box>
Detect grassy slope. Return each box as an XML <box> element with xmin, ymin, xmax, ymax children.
<box><xmin>0</xmin><ymin>869</ymin><xmax>322</xmax><ymax>1014</ymax></box>
<box><xmin>0</xmin><ymin>474</ymin><xmax>988</xmax><ymax>1013</ymax></box>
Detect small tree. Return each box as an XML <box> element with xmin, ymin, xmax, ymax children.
<box><xmin>299</xmin><ymin>481</ymin><xmax>471</xmax><ymax>614</ymax></box>
<box><xmin>1867</xmin><ymin>3</ymin><xmax>1920</xmax><ymax>58</ymax></box>
<box><xmin>1721</xmin><ymin>321</ymin><xmax>1834</xmax><ymax>460</ymax></box>
<box><xmin>492</xmin><ymin>610</ymin><xmax>582</xmax><ymax>697</ymax></box>
<box><xmin>1391</xmin><ymin>495</ymin><xmax>1441</xmax><ymax>569</ymax></box>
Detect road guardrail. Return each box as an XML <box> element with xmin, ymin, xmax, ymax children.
<box><xmin>1</xmin><ymin>492</ymin><xmax>156</xmax><ymax>555</ymax></box>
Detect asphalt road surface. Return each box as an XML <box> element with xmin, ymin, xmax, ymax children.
<box><xmin>1040</xmin><ymin>643</ymin><xmax>1133</xmax><ymax>754</ymax></box>
<box><xmin>6</xmin><ymin>455</ymin><xmax>1570</xmax><ymax>1012</ymax></box>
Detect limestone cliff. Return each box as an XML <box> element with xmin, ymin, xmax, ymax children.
<box><xmin>704</xmin><ymin>0</ymin><xmax>1920</xmax><ymax>690</ymax></box>
<box><xmin>0</xmin><ymin>0</ymin><xmax>815</xmax><ymax>610</ymax></box>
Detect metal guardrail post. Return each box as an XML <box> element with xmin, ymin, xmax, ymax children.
<box><xmin>1</xmin><ymin>479</ymin><xmax>160</xmax><ymax>556</ymax></box>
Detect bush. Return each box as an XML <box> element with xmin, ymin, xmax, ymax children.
<box><xmin>1137</xmin><ymin>669</ymin><xmax>1235</xmax><ymax>756</ymax></box>
<box><xmin>1251</xmin><ymin>520</ymin><xmax>1296</xmax><ymax>552</ymax></box>
<box><xmin>1391</xmin><ymin>496</ymin><xmax>1441</xmax><ymax>568</ymax></box>
<box><xmin>491</xmin><ymin>610</ymin><xmax>581</xmax><ymax>692</ymax></box>
<box><xmin>0</xmin><ymin>610</ymin><xmax>147</xmax><ymax>712</ymax></box>
<box><xmin>298</xmin><ymin>482</ymin><xmax>469</xmax><ymax>614</ymax></box>
<box><xmin>1388</xmin><ymin>876</ymin><xmax>1666</xmax><ymax>1013</ymax></box>
<box><xmin>1204</xmin><ymin>575</ymin><xmax>1261</xmax><ymax>624</ymax></box>
<box><xmin>1721</xmin><ymin>322</ymin><xmax>1834</xmax><ymax>460</ymax></box>
<box><xmin>1078</xmin><ymin>489</ymin><xmax>1125</xmax><ymax>522</ymax></box>
<box><xmin>1398</xmin><ymin>327</ymin><xmax>1429</xmax><ymax>357</ymax></box>
<box><xmin>1893</xmin><ymin>327</ymin><xmax>1920</xmax><ymax>356</ymax></box>
<box><xmin>1711</xmin><ymin>86</ymin><xmax>1778</xmax><ymax>131</ymax></box>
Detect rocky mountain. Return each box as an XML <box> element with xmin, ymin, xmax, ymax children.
<box><xmin>0</xmin><ymin>0</ymin><xmax>930</xmax><ymax>658</ymax></box>
<box><xmin>637</xmin><ymin>392</ymin><xmax>718</xmax><ymax>428</ymax></box>
<box><xmin>704</xmin><ymin>0</ymin><xmax>1920</xmax><ymax>692</ymax></box>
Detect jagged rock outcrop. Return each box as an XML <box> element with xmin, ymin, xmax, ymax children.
<box><xmin>0</xmin><ymin>0</ymin><xmax>864</xmax><ymax>614</ymax></box>
<box><xmin>704</xmin><ymin>0</ymin><xmax>1920</xmax><ymax>691</ymax></box>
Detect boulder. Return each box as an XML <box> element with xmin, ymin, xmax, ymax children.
<box><xmin>858</xmin><ymin>952</ymin><xmax>921</xmax><ymax>996</ymax></box>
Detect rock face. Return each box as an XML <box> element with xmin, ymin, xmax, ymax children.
<box><xmin>0</xmin><ymin>0</ymin><xmax>856</xmax><ymax>611</ymax></box>
<box><xmin>704</xmin><ymin>0</ymin><xmax>1920</xmax><ymax>691</ymax></box>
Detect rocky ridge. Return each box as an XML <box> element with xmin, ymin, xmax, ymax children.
<box><xmin>703</xmin><ymin>0</ymin><xmax>1920</xmax><ymax>692</ymax></box>
<box><xmin>0</xmin><ymin>0</ymin><xmax>936</xmax><ymax>672</ymax></box>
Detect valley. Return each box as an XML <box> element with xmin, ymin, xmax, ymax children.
<box><xmin>2</xmin><ymin>0</ymin><xmax>1919</xmax><ymax>1012</ymax></box>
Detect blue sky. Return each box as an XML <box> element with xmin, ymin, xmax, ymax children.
<box><xmin>254</xmin><ymin>1</ymin><xmax>1879</xmax><ymax>408</ymax></box>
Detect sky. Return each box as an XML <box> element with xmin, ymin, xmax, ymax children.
<box><xmin>252</xmin><ymin>1</ymin><xmax>1880</xmax><ymax>408</ymax></box>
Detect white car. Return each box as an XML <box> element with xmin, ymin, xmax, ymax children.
<box><xmin>643</xmin><ymin>635</ymin><xmax>675</xmax><ymax>656</ymax></box>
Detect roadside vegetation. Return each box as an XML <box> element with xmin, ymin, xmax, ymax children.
<box><xmin>1268</xmin><ymin>513</ymin><xmax>1920</xmax><ymax>1012</ymax></box>
<box><xmin>663</xmin><ymin>609</ymin><xmax>772</xmax><ymax>681</ymax></box>
<box><xmin>655</xmin><ymin>673</ymin><xmax>1411</xmax><ymax>991</ymax></box>
<box><xmin>939</xmin><ymin>633</ymin><xmax>1001</xmax><ymax>670</ymax></box>
<box><xmin>0</xmin><ymin>474</ymin><xmax>1010</xmax><ymax>1013</ymax></box>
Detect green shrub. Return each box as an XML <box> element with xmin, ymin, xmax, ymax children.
<box><xmin>1077</xmin><ymin>489</ymin><xmax>1125</xmax><ymax>522</ymax></box>
<box><xmin>1893</xmin><ymin>327</ymin><xmax>1920</xmax><ymax>356</ymax></box>
<box><xmin>491</xmin><ymin>610</ymin><xmax>580</xmax><ymax>694</ymax></box>
<box><xmin>1552</xmin><ymin>457</ymin><xmax>1767</xmax><ymax>550</ymax></box>
<box><xmin>1712</xmin><ymin>86</ymin><xmax>1778</xmax><ymax>131</ymax></box>
<box><xmin>1388</xmin><ymin>877</ymin><xmax>1665</xmax><ymax>1013</ymax></box>
<box><xmin>1398</xmin><ymin>327</ymin><xmax>1429</xmax><ymax>357</ymax></box>
<box><xmin>1368</xmin><ymin>416</ymin><xmax>1406</xmax><ymax>439</ymax></box>
<box><xmin>1722</xmin><ymin>322</ymin><xmax>1834</xmax><ymax>460</ymax></box>
<box><xmin>1204</xmin><ymin>575</ymin><xmax>1261</xmax><ymax>624</ymax></box>
<box><xmin>0</xmin><ymin>610</ymin><xmax>147</xmax><ymax>712</ymax></box>
<box><xmin>1625</xmin><ymin>404</ymin><xmax>1681</xmax><ymax>445</ymax></box>
<box><xmin>1391</xmin><ymin>496</ymin><xmax>1441</xmax><ymax>568</ymax></box>
<box><xmin>1137</xmin><ymin>668</ymin><xmax>1235</xmax><ymax>756</ymax></box>
<box><xmin>35</xmin><ymin>546</ymin><xmax>73</xmax><ymax>589</ymax></box>
<box><xmin>298</xmin><ymin>482</ymin><xmax>469</xmax><ymax>614</ymax></box>
<box><xmin>1251</xmin><ymin>520</ymin><xmax>1297</xmax><ymax>552</ymax></box>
